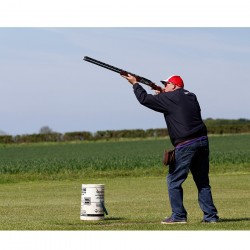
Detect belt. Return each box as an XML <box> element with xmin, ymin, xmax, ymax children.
<box><xmin>175</xmin><ymin>136</ymin><xmax>208</xmax><ymax>148</ymax></box>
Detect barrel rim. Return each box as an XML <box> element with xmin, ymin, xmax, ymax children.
<box><xmin>82</xmin><ymin>184</ymin><xmax>104</xmax><ymax>187</ymax></box>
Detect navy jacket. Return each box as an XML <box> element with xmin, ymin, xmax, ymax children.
<box><xmin>133</xmin><ymin>83</ymin><xmax>207</xmax><ymax>146</ymax></box>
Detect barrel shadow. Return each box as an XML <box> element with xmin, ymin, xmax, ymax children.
<box><xmin>104</xmin><ymin>217</ymin><xmax>125</xmax><ymax>221</ymax></box>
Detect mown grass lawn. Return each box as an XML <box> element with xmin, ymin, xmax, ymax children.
<box><xmin>0</xmin><ymin>174</ymin><xmax>249</xmax><ymax>230</ymax></box>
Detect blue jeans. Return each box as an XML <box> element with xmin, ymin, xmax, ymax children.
<box><xmin>167</xmin><ymin>138</ymin><xmax>219</xmax><ymax>221</ymax></box>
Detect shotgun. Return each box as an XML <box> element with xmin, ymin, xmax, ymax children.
<box><xmin>83</xmin><ymin>56</ymin><xmax>162</xmax><ymax>92</ymax></box>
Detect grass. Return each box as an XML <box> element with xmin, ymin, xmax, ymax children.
<box><xmin>0</xmin><ymin>174</ymin><xmax>249</xmax><ymax>230</ymax></box>
<box><xmin>0</xmin><ymin>134</ymin><xmax>249</xmax><ymax>230</ymax></box>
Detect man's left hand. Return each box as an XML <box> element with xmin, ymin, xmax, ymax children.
<box><xmin>121</xmin><ymin>74</ymin><xmax>137</xmax><ymax>85</ymax></box>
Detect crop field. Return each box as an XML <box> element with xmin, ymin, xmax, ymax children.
<box><xmin>0</xmin><ymin>134</ymin><xmax>249</xmax><ymax>230</ymax></box>
<box><xmin>1</xmin><ymin>134</ymin><xmax>250</xmax><ymax>180</ymax></box>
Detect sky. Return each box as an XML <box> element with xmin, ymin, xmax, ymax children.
<box><xmin>1</xmin><ymin>27</ymin><xmax>250</xmax><ymax>135</ymax></box>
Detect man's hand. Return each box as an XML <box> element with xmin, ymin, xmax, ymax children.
<box><xmin>154</xmin><ymin>89</ymin><xmax>162</xmax><ymax>95</ymax></box>
<box><xmin>121</xmin><ymin>73</ymin><xmax>137</xmax><ymax>85</ymax></box>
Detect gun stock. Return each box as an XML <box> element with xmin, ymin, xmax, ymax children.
<box><xmin>83</xmin><ymin>56</ymin><xmax>162</xmax><ymax>92</ymax></box>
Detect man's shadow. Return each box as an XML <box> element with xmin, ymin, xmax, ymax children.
<box><xmin>219</xmin><ymin>218</ymin><xmax>250</xmax><ymax>223</ymax></box>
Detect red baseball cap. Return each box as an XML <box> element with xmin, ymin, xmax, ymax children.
<box><xmin>161</xmin><ymin>75</ymin><xmax>184</xmax><ymax>88</ymax></box>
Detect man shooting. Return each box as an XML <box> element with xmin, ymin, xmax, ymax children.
<box><xmin>122</xmin><ymin>73</ymin><xmax>219</xmax><ymax>224</ymax></box>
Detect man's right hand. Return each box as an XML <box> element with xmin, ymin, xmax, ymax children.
<box><xmin>154</xmin><ymin>90</ymin><xmax>162</xmax><ymax>95</ymax></box>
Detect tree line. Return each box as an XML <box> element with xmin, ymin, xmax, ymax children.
<box><xmin>0</xmin><ymin>119</ymin><xmax>250</xmax><ymax>144</ymax></box>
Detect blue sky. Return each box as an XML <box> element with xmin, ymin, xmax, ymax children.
<box><xmin>1</xmin><ymin>28</ymin><xmax>250</xmax><ymax>135</ymax></box>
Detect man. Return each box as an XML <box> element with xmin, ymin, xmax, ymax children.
<box><xmin>122</xmin><ymin>73</ymin><xmax>219</xmax><ymax>224</ymax></box>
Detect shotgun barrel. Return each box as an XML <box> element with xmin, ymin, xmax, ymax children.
<box><xmin>83</xmin><ymin>56</ymin><xmax>162</xmax><ymax>91</ymax></box>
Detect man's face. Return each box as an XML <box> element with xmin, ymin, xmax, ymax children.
<box><xmin>163</xmin><ymin>82</ymin><xmax>176</xmax><ymax>92</ymax></box>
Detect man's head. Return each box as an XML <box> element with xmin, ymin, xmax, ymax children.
<box><xmin>161</xmin><ymin>75</ymin><xmax>184</xmax><ymax>92</ymax></box>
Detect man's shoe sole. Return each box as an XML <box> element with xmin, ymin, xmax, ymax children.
<box><xmin>161</xmin><ymin>221</ymin><xmax>187</xmax><ymax>225</ymax></box>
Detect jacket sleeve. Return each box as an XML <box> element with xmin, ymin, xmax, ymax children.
<box><xmin>133</xmin><ymin>83</ymin><xmax>168</xmax><ymax>113</ymax></box>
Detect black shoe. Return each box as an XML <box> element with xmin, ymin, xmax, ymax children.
<box><xmin>202</xmin><ymin>219</ymin><xmax>219</xmax><ymax>223</ymax></box>
<box><xmin>161</xmin><ymin>217</ymin><xmax>187</xmax><ymax>224</ymax></box>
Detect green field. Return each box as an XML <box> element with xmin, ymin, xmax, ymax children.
<box><xmin>0</xmin><ymin>134</ymin><xmax>249</xmax><ymax>230</ymax></box>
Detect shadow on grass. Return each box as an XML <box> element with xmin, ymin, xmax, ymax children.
<box><xmin>104</xmin><ymin>217</ymin><xmax>124</xmax><ymax>221</ymax></box>
<box><xmin>219</xmin><ymin>218</ymin><xmax>250</xmax><ymax>222</ymax></box>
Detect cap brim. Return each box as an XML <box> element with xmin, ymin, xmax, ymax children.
<box><xmin>161</xmin><ymin>80</ymin><xmax>166</xmax><ymax>85</ymax></box>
